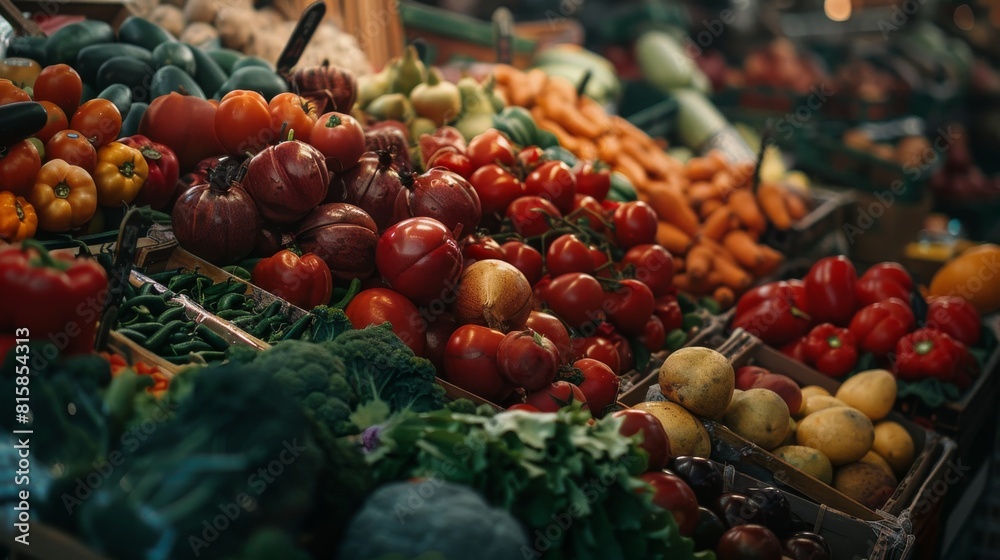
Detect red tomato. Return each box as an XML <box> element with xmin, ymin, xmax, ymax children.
<box><xmin>344</xmin><ymin>288</ymin><xmax>426</xmax><ymax>355</ymax></box>
<box><xmin>612</xmin><ymin>201</ymin><xmax>658</xmax><ymax>249</ymax></box>
<box><xmin>467</xmin><ymin>128</ymin><xmax>516</xmax><ymax>168</ymax></box>
<box><xmin>497</xmin><ymin>329</ymin><xmax>561</xmax><ymax>391</ymax></box>
<box><xmin>469</xmin><ymin>164</ymin><xmax>524</xmax><ymax>220</ymax></box>
<box><xmin>376</xmin><ymin>217</ymin><xmax>463</xmax><ymax>305</ymax></box>
<box><xmin>35</xmin><ymin>100</ymin><xmax>68</xmax><ymax>143</ymax></box>
<box><xmin>607</xmin><ymin>278</ymin><xmax>655</xmax><ymax>336</ymax></box>
<box><xmin>639</xmin><ymin>472</ymin><xmax>700</xmax><ymax>536</ymax></box>
<box><xmin>570</xmin><ymin>194</ymin><xmax>607</xmax><ymax>233</ymax></box>
<box><xmin>45</xmin><ymin>129</ymin><xmax>96</xmax><ymax>174</ymax></box>
<box><xmin>611</xmin><ymin>334</ymin><xmax>636</xmax><ymax>374</ymax></box>
<box><xmin>525</xmin><ymin>310</ymin><xmax>572</xmax><ymax>362</ymax></box>
<box><xmin>428</xmin><ymin>150</ymin><xmax>473</xmax><ymax>179</ymax></box>
<box><xmin>460</xmin><ymin>234</ymin><xmax>504</xmax><ymax>267</ymax></box>
<box><xmin>507</xmin><ymin>403</ymin><xmax>540</xmax><ymax>412</ymax></box>
<box><xmin>139</xmin><ymin>92</ymin><xmax>223</xmax><ymax>172</ymax></box>
<box><xmin>310</xmin><ymin>111</ymin><xmax>365</xmax><ymax>172</ymax></box>
<box><xmin>268</xmin><ymin>92</ymin><xmax>318</xmax><ymax>144</ymax></box>
<box><xmin>516</xmin><ymin>146</ymin><xmax>544</xmax><ymax>171</ymax></box>
<box><xmin>542</xmin><ymin>272</ymin><xmax>607</xmax><ymax>330</ymax></box>
<box><xmin>499</xmin><ymin>241</ymin><xmax>543</xmax><ymax>286</ymax></box>
<box><xmin>639</xmin><ymin>315</ymin><xmax>667</xmax><ymax>352</ymax></box>
<box><xmin>613</xmin><ymin>409</ymin><xmax>672</xmax><ymax>470</ymax></box>
<box><xmin>444</xmin><ymin>324</ymin><xmax>513</xmax><ymax>403</ymax></box>
<box><xmin>0</xmin><ymin>79</ymin><xmax>30</xmax><ymax>105</ymax></box>
<box><xmin>70</xmin><ymin>99</ymin><xmax>121</xmax><ymax>147</ymax></box>
<box><xmin>569</xmin><ymin>358</ymin><xmax>619</xmax><ymax>416</ymax></box>
<box><xmin>505</xmin><ymin>195</ymin><xmax>561</xmax><ymax>237</ymax></box>
<box><xmin>622</xmin><ymin>244</ymin><xmax>675</xmax><ymax>297</ymax></box>
<box><xmin>653</xmin><ymin>296</ymin><xmax>683</xmax><ymax>332</ymax></box>
<box><xmin>423</xmin><ymin>312</ymin><xmax>457</xmax><ymax>373</ymax></box>
<box><xmin>574</xmin><ymin>160</ymin><xmax>611</xmax><ymax>201</ymax></box>
<box><xmin>571</xmin><ymin>336</ymin><xmax>621</xmax><ymax>375</ymax></box>
<box><xmin>32</xmin><ymin>65</ymin><xmax>82</xmax><ymax>115</ymax></box>
<box><xmin>524</xmin><ymin>160</ymin><xmax>576</xmax><ymax>214</ymax></box>
<box><xmin>0</xmin><ymin>140</ymin><xmax>40</xmax><ymax>197</ymax></box>
<box><xmin>590</xmin><ymin>245</ymin><xmax>611</xmax><ymax>276</ymax></box>
<box><xmin>546</xmin><ymin>234</ymin><xmax>594</xmax><ymax>277</ymax></box>
<box><xmin>524</xmin><ymin>380</ymin><xmax>588</xmax><ymax>412</ymax></box>
<box><xmin>215</xmin><ymin>90</ymin><xmax>271</xmax><ymax>155</ymax></box>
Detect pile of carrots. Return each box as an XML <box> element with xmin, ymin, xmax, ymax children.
<box><xmin>491</xmin><ymin>64</ymin><xmax>815</xmax><ymax>310</ymax></box>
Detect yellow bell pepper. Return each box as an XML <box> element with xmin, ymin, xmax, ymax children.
<box><xmin>28</xmin><ymin>159</ymin><xmax>98</xmax><ymax>232</ymax></box>
<box><xmin>0</xmin><ymin>191</ymin><xmax>37</xmax><ymax>242</ymax></box>
<box><xmin>94</xmin><ymin>142</ymin><xmax>148</xmax><ymax>207</ymax></box>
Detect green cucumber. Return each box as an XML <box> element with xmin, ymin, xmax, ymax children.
<box><xmin>206</xmin><ymin>48</ymin><xmax>243</xmax><ymax>75</ymax></box>
<box><xmin>214</xmin><ymin>66</ymin><xmax>288</xmax><ymax>102</ymax></box>
<box><xmin>80</xmin><ymin>82</ymin><xmax>97</xmax><ymax>104</ymax></box>
<box><xmin>45</xmin><ymin>20</ymin><xmax>115</xmax><ymax>66</ymax></box>
<box><xmin>152</xmin><ymin>42</ymin><xmax>197</xmax><ymax>75</ymax></box>
<box><xmin>0</xmin><ymin>102</ymin><xmax>48</xmax><ymax>147</ymax></box>
<box><xmin>187</xmin><ymin>44</ymin><xmax>228</xmax><ymax>98</ymax></box>
<box><xmin>6</xmin><ymin>36</ymin><xmax>48</xmax><ymax>65</ymax></box>
<box><xmin>230</xmin><ymin>56</ymin><xmax>274</xmax><ymax>72</ymax></box>
<box><xmin>120</xmin><ymin>102</ymin><xmax>148</xmax><ymax>138</ymax></box>
<box><xmin>117</xmin><ymin>16</ymin><xmax>176</xmax><ymax>51</ymax></box>
<box><xmin>150</xmin><ymin>65</ymin><xmax>205</xmax><ymax>99</ymax></box>
<box><xmin>76</xmin><ymin>43</ymin><xmax>153</xmax><ymax>87</ymax></box>
<box><xmin>97</xmin><ymin>84</ymin><xmax>133</xmax><ymax>119</ymax></box>
<box><xmin>96</xmin><ymin>57</ymin><xmax>156</xmax><ymax>102</ymax></box>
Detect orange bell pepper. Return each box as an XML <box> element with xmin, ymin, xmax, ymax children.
<box><xmin>94</xmin><ymin>142</ymin><xmax>148</xmax><ymax>206</ymax></box>
<box><xmin>0</xmin><ymin>191</ymin><xmax>37</xmax><ymax>242</ymax></box>
<box><xmin>28</xmin><ymin>158</ymin><xmax>97</xmax><ymax>232</ymax></box>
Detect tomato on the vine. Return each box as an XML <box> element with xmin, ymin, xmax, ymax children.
<box><xmin>310</xmin><ymin>111</ymin><xmax>365</xmax><ymax>172</ymax></box>
<box><xmin>638</xmin><ymin>315</ymin><xmax>667</xmax><ymax>352</ymax></box>
<box><xmin>524</xmin><ymin>160</ymin><xmax>576</xmax><ymax>214</ymax></box>
<box><xmin>70</xmin><ymin>99</ymin><xmax>121</xmax><ymax>147</ymax></box>
<box><xmin>428</xmin><ymin>150</ymin><xmax>473</xmax><ymax>179</ymax></box>
<box><xmin>460</xmin><ymin>234</ymin><xmax>504</xmax><ymax>266</ymax></box>
<box><xmin>469</xmin><ymin>164</ymin><xmax>524</xmax><ymax>220</ymax></box>
<box><xmin>622</xmin><ymin>244</ymin><xmax>675</xmax><ymax>297</ymax></box>
<box><xmin>542</xmin><ymin>272</ymin><xmax>607</xmax><ymax>330</ymax></box>
<box><xmin>497</xmin><ymin>329</ymin><xmax>561</xmax><ymax>391</ymax></box>
<box><xmin>525</xmin><ymin>310</ymin><xmax>572</xmax><ymax>362</ymax></box>
<box><xmin>32</xmin><ymin>64</ymin><xmax>82</xmax><ymax>115</ymax></box>
<box><xmin>524</xmin><ymin>380</ymin><xmax>588</xmax><ymax>412</ymax></box>
<box><xmin>467</xmin><ymin>128</ymin><xmax>516</xmax><ymax>169</ymax></box>
<box><xmin>546</xmin><ymin>234</ymin><xmax>594</xmax><ymax>277</ymax></box>
<box><xmin>570</xmin><ymin>193</ymin><xmax>607</xmax><ymax>233</ymax></box>
<box><xmin>0</xmin><ymin>140</ymin><xmax>40</xmax><ymax>196</ymax></box>
<box><xmin>654</xmin><ymin>296</ymin><xmax>684</xmax><ymax>332</ymax></box>
<box><xmin>268</xmin><ymin>92</ymin><xmax>318</xmax><ymax>144</ymax></box>
<box><xmin>45</xmin><ymin>129</ymin><xmax>96</xmax><ymax>174</ymax></box>
<box><xmin>610</xmin><ymin>333</ymin><xmax>636</xmax><ymax>374</ymax></box>
<box><xmin>505</xmin><ymin>195</ymin><xmax>561</xmax><ymax>237</ymax></box>
<box><xmin>215</xmin><ymin>90</ymin><xmax>271</xmax><ymax>155</ymax></box>
<box><xmin>612</xmin><ymin>201</ymin><xmax>658</xmax><ymax>249</ymax></box>
<box><xmin>500</xmin><ymin>241</ymin><xmax>543</xmax><ymax>286</ymax></box>
<box><xmin>574</xmin><ymin>160</ymin><xmax>611</xmax><ymax>201</ymax></box>
<box><xmin>590</xmin><ymin>245</ymin><xmax>611</xmax><ymax>275</ymax></box>
<box><xmin>344</xmin><ymin>288</ymin><xmax>426</xmax><ymax>356</ymax></box>
<box><xmin>607</xmin><ymin>278</ymin><xmax>655</xmax><ymax>336</ymax></box>
<box><xmin>565</xmin><ymin>358</ymin><xmax>619</xmax><ymax>417</ymax></box>
<box><xmin>444</xmin><ymin>324</ymin><xmax>513</xmax><ymax>403</ymax></box>
<box><xmin>571</xmin><ymin>336</ymin><xmax>621</xmax><ymax>375</ymax></box>
<box><xmin>516</xmin><ymin>146</ymin><xmax>544</xmax><ymax>172</ymax></box>
<box><xmin>35</xmin><ymin>100</ymin><xmax>68</xmax><ymax>143</ymax></box>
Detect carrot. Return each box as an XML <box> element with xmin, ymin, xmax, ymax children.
<box><xmin>728</xmin><ymin>189</ymin><xmax>767</xmax><ymax>234</ymax></box>
<box><xmin>597</xmin><ymin>134</ymin><xmax>621</xmax><ymax>164</ymax></box>
<box><xmin>685</xmin><ymin>245</ymin><xmax>714</xmax><ymax>280</ymax></box>
<box><xmin>576</xmin><ymin>139</ymin><xmax>599</xmax><ymax>161</ymax></box>
<box><xmin>754</xmin><ymin>244</ymin><xmax>785</xmax><ymax>278</ymax></box>
<box><xmin>524</xmin><ymin>69</ymin><xmax>549</xmax><ymax>105</ymax></box>
<box><xmin>532</xmin><ymin>110</ymin><xmax>580</xmax><ymax>152</ymax></box>
<box><xmin>610</xmin><ymin>116</ymin><xmax>659</xmax><ymax>151</ymax></box>
<box><xmin>688</xmin><ymin>181</ymin><xmax>722</xmax><ymax>207</ymax></box>
<box><xmin>784</xmin><ymin>189</ymin><xmax>810</xmax><ymax>221</ymax></box>
<box><xmin>707</xmin><ymin>149</ymin><xmax>731</xmax><ymax>170</ymax></box>
<box><xmin>699</xmin><ymin>199</ymin><xmax>724</xmax><ymax>220</ymax></box>
<box><xmin>673</xmin><ymin>257</ymin><xmax>685</xmax><ymax>273</ymax></box>
<box><xmin>685</xmin><ymin>156</ymin><xmax>721</xmax><ymax>181</ymax></box>
<box><xmin>577</xmin><ymin>95</ymin><xmax>612</xmax><ymax>133</ymax></box>
<box><xmin>731</xmin><ymin>160</ymin><xmax>756</xmax><ymax>189</ymax></box>
<box><xmin>722</xmin><ymin>230</ymin><xmax>764</xmax><ymax>270</ymax></box>
<box><xmin>707</xmin><ymin>255</ymin><xmax>752</xmax><ymax>292</ymax></box>
<box><xmin>620</xmin><ymin>135</ymin><xmax>667</xmax><ymax>177</ymax></box>
<box><xmin>645</xmin><ymin>185</ymin><xmax>700</xmax><ymax>236</ymax></box>
<box><xmin>491</xmin><ymin>64</ymin><xmax>520</xmax><ymax>87</ymax></box>
<box><xmin>694</xmin><ymin>236</ymin><xmax>738</xmax><ymax>265</ymax></box>
<box><xmin>656</xmin><ymin>221</ymin><xmax>693</xmax><ymax>255</ymax></box>
<box><xmin>672</xmin><ymin>273</ymin><xmax>695</xmax><ymax>293</ymax></box>
<box><xmin>758</xmin><ymin>182</ymin><xmax>792</xmax><ymax>230</ymax></box>
<box><xmin>701</xmin><ymin>206</ymin><xmax>737</xmax><ymax>241</ymax></box>
<box><xmin>713</xmin><ymin>286</ymin><xmax>736</xmax><ymax>310</ymax></box>
<box><xmin>711</xmin><ymin>170</ymin><xmax>735</xmax><ymax>201</ymax></box>
<box><xmin>613</xmin><ymin>153</ymin><xmax>649</xmax><ymax>191</ymax></box>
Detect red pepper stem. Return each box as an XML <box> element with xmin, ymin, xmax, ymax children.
<box><xmin>827</xmin><ymin>335</ymin><xmax>842</xmax><ymax>349</ymax></box>
<box><xmin>331</xmin><ymin>277</ymin><xmax>361</xmax><ymax>309</ymax></box>
<box><xmin>915</xmin><ymin>339</ymin><xmax>934</xmax><ymax>355</ymax></box>
<box><xmin>21</xmin><ymin>239</ymin><xmax>70</xmax><ymax>271</ymax></box>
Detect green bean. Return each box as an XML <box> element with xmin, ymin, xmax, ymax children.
<box><xmin>126</xmin><ymin>322</ymin><xmax>165</xmax><ymax>336</ymax></box>
<box><xmin>145</xmin><ymin>320</ymin><xmax>187</xmax><ymax>351</ymax></box>
<box><xmin>157</xmin><ymin>305</ymin><xmax>186</xmax><ymax>323</ymax></box>
<box><xmin>115</xmin><ymin>328</ymin><xmax>147</xmax><ymax>344</ymax></box>
<box><xmin>280</xmin><ymin>313</ymin><xmax>314</xmax><ymax>341</ymax></box>
<box><xmin>195</xmin><ymin>324</ymin><xmax>229</xmax><ymax>351</ymax></box>
<box><xmin>169</xmin><ymin>340</ymin><xmax>214</xmax><ymax>355</ymax></box>
<box><xmin>217</xmin><ymin>292</ymin><xmax>246</xmax><ymax>311</ymax></box>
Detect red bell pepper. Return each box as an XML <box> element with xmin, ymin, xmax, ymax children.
<box><xmin>801</xmin><ymin>323</ymin><xmax>859</xmax><ymax>377</ymax></box>
<box><xmin>732</xmin><ymin>280</ymin><xmax>812</xmax><ymax>347</ymax></box>
<box><xmin>894</xmin><ymin>328</ymin><xmax>974</xmax><ymax>385</ymax></box>
<box><xmin>925</xmin><ymin>295</ymin><xmax>981</xmax><ymax>347</ymax></box>
<box><xmin>855</xmin><ymin>262</ymin><xmax>914</xmax><ymax>307</ymax></box>
<box><xmin>803</xmin><ymin>256</ymin><xmax>858</xmax><ymax>327</ymax></box>
<box><xmin>250</xmin><ymin>248</ymin><xmax>333</xmax><ymax>310</ymax></box>
<box><xmin>781</xmin><ymin>337</ymin><xmax>809</xmax><ymax>363</ymax></box>
<box><xmin>119</xmin><ymin>134</ymin><xmax>181</xmax><ymax>211</ymax></box>
<box><xmin>848</xmin><ymin>297</ymin><xmax>916</xmax><ymax>357</ymax></box>
<box><xmin>0</xmin><ymin>240</ymin><xmax>108</xmax><ymax>355</ymax></box>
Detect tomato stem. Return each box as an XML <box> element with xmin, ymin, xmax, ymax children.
<box><xmin>119</xmin><ymin>160</ymin><xmax>135</xmax><ymax>178</ymax></box>
<box><xmin>14</xmin><ymin>200</ymin><xmax>24</xmax><ymax>221</ymax></box>
<box><xmin>53</xmin><ymin>182</ymin><xmax>71</xmax><ymax>199</ymax></box>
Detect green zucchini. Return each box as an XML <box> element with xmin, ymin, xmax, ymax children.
<box><xmin>206</xmin><ymin>48</ymin><xmax>243</xmax><ymax>75</ymax></box>
<box><xmin>44</xmin><ymin>20</ymin><xmax>115</xmax><ymax>66</ymax></box>
<box><xmin>0</xmin><ymin>102</ymin><xmax>48</xmax><ymax>147</ymax></box>
<box><xmin>6</xmin><ymin>36</ymin><xmax>47</xmax><ymax>65</ymax></box>
<box><xmin>76</xmin><ymin>43</ymin><xmax>153</xmax><ymax>87</ymax></box>
<box><xmin>150</xmin><ymin>65</ymin><xmax>205</xmax><ymax>99</ymax></box>
<box><xmin>117</xmin><ymin>16</ymin><xmax>176</xmax><ymax>51</ymax></box>
<box><xmin>230</xmin><ymin>56</ymin><xmax>274</xmax><ymax>72</ymax></box>
<box><xmin>214</xmin><ymin>66</ymin><xmax>288</xmax><ymax>102</ymax></box>
<box><xmin>97</xmin><ymin>84</ymin><xmax>133</xmax><ymax>119</ymax></box>
<box><xmin>187</xmin><ymin>44</ymin><xmax>228</xmax><ymax>98</ymax></box>
<box><xmin>120</xmin><ymin>102</ymin><xmax>148</xmax><ymax>138</ymax></box>
<box><xmin>152</xmin><ymin>42</ymin><xmax>197</xmax><ymax>75</ymax></box>
<box><xmin>96</xmin><ymin>57</ymin><xmax>155</xmax><ymax>102</ymax></box>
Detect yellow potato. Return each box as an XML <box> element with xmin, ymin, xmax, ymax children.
<box><xmin>800</xmin><ymin>385</ymin><xmax>831</xmax><ymax>401</ymax></box>
<box><xmin>796</xmin><ymin>406</ymin><xmax>874</xmax><ymax>466</ymax></box>
<box><xmin>722</xmin><ymin>388</ymin><xmax>790</xmax><ymax>450</ymax></box>
<box><xmin>632</xmin><ymin>401</ymin><xmax>712</xmax><ymax>458</ymax></box>
<box><xmin>834</xmin><ymin>462</ymin><xmax>897</xmax><ymax>510</ymax></box>
<box><xmin>798</xmin><ymin>395</ymin><xmax>848</xmax><ymax>418</ymax></box>
<box><xmin>781</xmin><ymin>417</ymin><xmax>797</xmax><ymax>447</ymax></box>
<box><xmin>773</xmin><ymin>445</ymin><xmax>834</xmax><ymax>485</ymax></box>
<box><xmin>858</xmin><ymin>450</ymin><xmax>896</xmax><ymax>483</ymax></box>
<box><xmin>836</xmin><ymin>369</ymin><xmax>897</xmax><ymax>421</ymax></box>
<box><xmin>872</xmin><ymin>421</ymin><xmax>915</xmax><ymax>477</ymax></box>
<box><xmin>658</xmin><ymin>347</ymin><xmax>735</xmax><ymax>419</ymax></box>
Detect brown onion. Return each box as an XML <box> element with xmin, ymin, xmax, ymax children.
<box><xmin>452</xmin><ymin>259</ymin><xmax>532</xmax><ymax>332</ymax></box>
<box><xmin>172</xmin><ymin>171</ymin><xmax>260</xmax><ymax>265</ymax></box>
<box><xmin>296</xmin><ymin>203</ymin><xmax>378</xmax><ymax>281</ymax></box>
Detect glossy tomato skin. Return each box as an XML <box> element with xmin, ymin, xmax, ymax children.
<box><xmin>0</xmin><ymin>140</ymin><xmax>40</xmax><ymax>197</ymax></box>
<box><xmin>36</xmin><ymin>100</ymin><xmax>68</xmax><ymax>143</ymax></box>
<box><xmin>469</xmin><ymin>164</ymin><xmax>524</xmax><ymax>222</ymax></box>
<box><xmin>639</xmin><ymin>315</ymin><xmax>667</xmax><ymax>352</ymax></box>
<box><xmin>460</xmin><ymin>234</ymin><xmax>504</xmax><ymax>267</ymax></box>
<box><xmin>623</xmin><ymin>244</ymin><xmax>675</xmax><ymax>297</ymax></box>
<box><xmin>571</xmin><ymin>336</ymin><xmax>622</xmax><ymax>375</ymax></box>
<box><xmin>571</xmin><ymin>194</ymin><xmax>607</xmax><ymax>233</ymax></box>
<box><xmin>612</xmin><ymin>201</ymin><xmax>658</xmax><ymax>249</ymax></box>
<box><xmin>345</xmin><ymin>288</ymin><xmax>426</xmax><ymax>355</ymax></box>
<box><xmin>70</xmin><ymin>98</ymin><xmax>121</xmax><ymax>147</ymax></box>
<box><xmin>608</xmin><ymin>278</ymin><xmax>655</xmax><ymax>336</ymax></box>
<box><xmin>507</xmin><ymin>403</ymin><xmax>540</xmax><ymax>412</ymax></box>
<box><xmin>310</xmin><ymin>111</ymin><xmax>365</xmax><ymax>172</ymax></box>
<box><xmin>516</xmin><ymin>146</ymin><xmax>544</xmax><ymax>172</ymax></box>
<box><xmin>45</xmin><ymin>129</ymin><xmax>96</xmax><ymax>174</ymax></box>
<box><xmin>500</xmin><ymin>241</ymin><xmax>544</xmax><ymax>286</ymax></box>
<box><xmin>525</xmin><ymin>160</ymin><xmax>576</xmax><ymax>214</ymax></box>
<box><xmin>497</xmin><ymin>329</ymin><xmax>561</xmax><ymax>391</ymax></box>
<box><xmin>467</xmin><ymin>128</ymin><xmax>516</xmax><ymax>169</ymax></box>
<box><xmin>444</xmin><ymin>324</ymin><xmax>513</xmax><ymax>403</ymax></box>
<box><xmin>525</xmin><ymin>310</ymin><xmax>572</xmax><ymax>363</ymax></box>
<box><xmin>639</xmin><ymin>471</ymin><xmax>700</xmax><ymax>536</ymax></box>
<box><xmin>376</xmin><ymin>217</ymin><xmax>463</xmax><ymax>306</ymax></box>
<box><xmin>524</xmin><ymin>380</ymin><xmax>587</xmax><ymax>412</ymax></box>
<box><xmin>612</xmin><ymin>409</ymin><xmax>672</xmax><ymax>470</ymax></box>
<box><xmin>653</xmin><ymin>296</ymin><xmax>684</xmax><ymax>332</ymax></box>
<box><xmin>611</xmin><ymin>334</ymin><xmax>636</xmax><ymax>375</ymax></box>
<box><xmin>543</xmin><ymin>272</ymin><xmax>607</xmax><ymax>330</ymax></box>
<box><xmin>268</xmin><ymin>92</ymin><xmax>318</xmax><ymax>144</ymax></box>
<box><xmin>716</xmin><ymin>525</ymin><xmax>783</xmax><ymax>560</ymax></box>
<box><xmin>33</xmin><ymin>64</ymin><xmax>82</xmax><ymax>116</ymax></box>
<box><xmin>139</xmin><ymin>92</ymin><xmax>223</xmax><ymax>172</ymax></box>
<box><xmin>422</xmin><ymin>312</ymin><xmax>458</xmax><ymax>373</ymax></box>
<box><xmin>546</xmin><ymin>234</ymin><xmax>594</xmax><ymax>277</ymax></box>
<box><xmin>428</xmin><ymin>150</ymin><xmax>473</xmax><ymax>179</ymax></box>
<box><xmin>574</xmin><ymin>160</ymin><xmax>611</xmax><ymax>201</ymax></box>
<box><xmin>505</xmin><ymin>195</ymin><xmax>561</xmax><ymax>237</ymax></box>
<box><xmin>0</xmin><ymin>79</ymin><xmax>30</xmax><ymax>105</ymax></box>
<box><xmin>570</xmin><ymin>358</ymin><xmax>619</xmax><ymax>416</ymax></box>
<box><xmin>215</xmin><ymin>90</ymin><xmax>271</xmax><ymax>155</ymax></box>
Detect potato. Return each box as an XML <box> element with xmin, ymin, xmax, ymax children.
<box><xmin>796</xmin><ymin>406</ymin><xmax>874</xmax><ymax>466</ymax></box>
<box><xmin>722</xmin><ymin>388</ymin><xmax>789</xmax><ymax>450</ymax></box>
<box><xmin>181</xmin><ymin>22</ymin><xmax>219</xmax><ymax>47</ymax></box>
<box><xmin>798</xmin><ymin>395</ymin><xmax>848</xmax><ymax>418</ymax></box>
<box><xmin>215</xmin><ymin>6</ymin><xmax>256</xmax><ymax>51</ymax></box>
<box><xmin>632</xmin><ymin>401</ymin><xmax>711</xmax><ymax>458</ymax></box>
<box><xmin>800</xmin><ymin>385</ymin><xmax>831</xmax><ymax>401</ymax></box>
<box><xmin>149</xmin><ymin>5</ymin><xmax>185</xmax><ymax>38</ymax></box>
<box><xmin>834</xmin><ymin>462</ymin><xmax>897</xmax><ymax>510</ymax></box>
<box><xmin>773</xmin><ymin>445</ymin><xmax>833</xmax><ymax>485</ymax></box>
<box><xmin>658</xmin><ymin>347</ymin><xmax>735</xmax><ymax>419</ymax></box>
<box><xmin>872</xmin><ymin>421</ymin><xmax>915</xmax><ymax>477</ymax></box>
<box><xmin>835</xmin><ymin>369</ymin><xmax>896</xmax><ymax>421</ymax></box>
<box><xmin>781</xmin><ymin>417</ymin><xmax>797</xmax><ymax>447</ymax></box>
<box><xmin>858</xmin><ymin>450</ymin><xmax>896</xmax><ymax>482</ymax></box>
